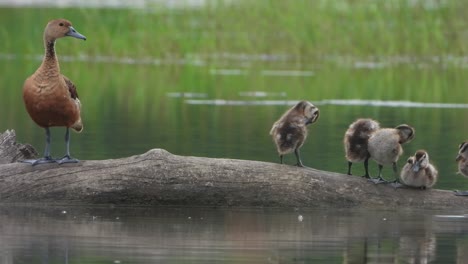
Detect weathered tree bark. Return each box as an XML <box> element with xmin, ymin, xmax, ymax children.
<box><xmin>0</xmin><ymin>130</ymin><xmax>466</xmax><ymax>208</ymax></box>
<box><xmin>0</xmin><ymin>130</ymin><xmax>37</xmax><ymax>164</ymax></box>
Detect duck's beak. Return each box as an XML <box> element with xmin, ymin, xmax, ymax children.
<box><xmin>306</xmin><ymin>109</ymin><xmax>320</xmax><ymax>125</ymax></box>
<box><xmin>412</xmin><ymin>160</ymin><xmax>420</xmax><ymax>172</ymax></box>
<box><xmin>66</xmin><ymin>26</ymin><xmax>86</xmax><ymax>40</ymax></box>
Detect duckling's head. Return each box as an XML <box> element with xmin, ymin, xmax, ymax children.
<box><xmin>396</xmin><ymin>124</ymin><xmax>415</xmax><ymax>144</ymax></box>
<box><xmin>294</xmin><ymin>101</ymin><xmax>319</xmax><ymax>125</ymax></box>
<box><xmin>410</xmin><ymin>150</ymin><xmax>429</xmax><ymax>172</ymax></box>
<box><xmin>44</xmin><ymin>19</ymin><xmax>86</xmax><ymax>42</ymax></box>
<box><xmin>456</xmin><ymin>141</ymin><xmax>468</xmax><ymax>162</ymax></box>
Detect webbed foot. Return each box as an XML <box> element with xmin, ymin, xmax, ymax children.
<box><xmin>295</xmin><ymin>162</ymin><xmax>305</xmax><ymax>168</ymax></box>
<box><xmin>368</xmin><ymin>177</ymin><xmax>388</xmax><ymax>184</ymax></box>
<box><xmin>390</xmin><ymin>182</ymin><xmax>405</xmax><ymax>189</ymax></box>
<box><xmin>56</xmin><ymin>155</ymin><xmax>79</xmax><ymax>165</ymax></box>
<box><xmin>21</xmin><ymin>156</ymin><xmax>56</xmax><ymax>166</ymax></box>
<box><xmin>454</xmin><ymin>190</ymin><xmax>468</xmax><ymax>196</ymax></box>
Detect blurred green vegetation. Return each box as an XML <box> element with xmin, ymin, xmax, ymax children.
<box><xmin>2</xmin><ymin>0</ymin><xmax>466</xmax><ymax>56</ymax></box>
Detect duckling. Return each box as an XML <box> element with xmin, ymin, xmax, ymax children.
<box><xmin>400</xmin><ymin>150</ymin><xmax>438</xmax><ymax>189</ymax></box>
<box><xmin>455</xmin><ymin>141</ymin><xmax>468</xmax><ymax>196</ymax></box>
<box><xmin>344</xmin><ymin>118</ymin><xmax>380</xmax><ymax>178</ymax></box>
<box><xmin>270</xmin><ymin>101</ymin><xmax>320</xmax><ymax>167</ymax></box>
<box><xmin>22</xmin><ymin>19</ymin><xmax>86</xmax><ymax>165</ymax></box>
<box><xmin>367</xmin><ymin>124</ymin><xmax>415</xmax><ymax>183</ymax></box>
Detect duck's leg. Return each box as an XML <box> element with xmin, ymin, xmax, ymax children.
<box><xmin>57</xmin><ymin>127</ymin><xmax>79</xmax><ymax>164</ymax></box>
<box><xmin>390</xmin><ymin>162</ymin><xmax>402</xmax><ymax>184</ymax></box>
<box><xmin>454</xmin><ymin>190</ymin><xmax>468</xmax><ymax>196</ymax></box>
<box><xmin>390</xmin><ymin>162</ymin><xmax>405</xmax><ymax>188</ymax></box>
<box><xmin>347</xmin><ymin>161</ymin><xmax>353</xmax><ymax>175</ymax></box>
<box><xmin>294</xmin><ymin>148</ymin><xmax>305</xmax><ymax>167</ymax></box>
<box><xmin>362</xmin><ymin>157</ymin><xmax>371</xmax><ymax>178</ymax></box>
<box><xmin>279</xmin><ymin>155</ymin><xmax>284</xmax><ymax>164</ymax></box>
<box><xmin>21</xmin><ymin>127</ymin><xmax>56</xmax><ymax>165</ymax></box>
<box><xmin>368</xmin><ymin>164</ymin><xmax>387</xmax><ymax>184</ymax></box>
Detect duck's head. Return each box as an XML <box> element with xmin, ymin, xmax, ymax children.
<box><xmin>44</xmin><ymin>19</ymin><xmax>86</xmax><ymax>42</ymax></box>
<box><xmin>409</xmin><ymin>150</ymin><xmax>429</xmax><ymax>172</ymax></box>
<box><xmin>396</xmin><ymin>124</ymin><xmax>415</xmax><ymax>144</ymax></box>
<box><xmin>294</xmin><ymin>101</ymin><xmax>319</xmax><ymax>125</ymax></box>
<box><xmin>456</xmin><ymin>141</ymin><xmax>468</xmax><ymax>162</ymax></box>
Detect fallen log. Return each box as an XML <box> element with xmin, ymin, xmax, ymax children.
<box><xmin>0</xmin><ymin>129</ymin><xmax>37</xmax><ymax>164</ymax></box>
<box><xmin>0</xmin><ymin>130</ymin><xmax>466</xmax><ymax>208</ymax></box>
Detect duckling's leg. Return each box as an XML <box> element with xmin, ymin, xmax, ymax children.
<box><xmin>280</xmin><ymin>155</ymin><xmax>284</xmax><ymax>164</ymax></box>
<box><xmin>21</xmin><ymin>127</ymin><xmax>56</xmax><ymax>165</ymax></box>
<box><xmin>294</xmin><ymin>148</ymin><xmax>304</xmax><ymax>167</ymax></box>
<box><xmin>347</xmin><ymin>161</ymin><xmax>353</xmax><ymax>175</ymax></box>
<box><xmin>57</xmin><ymin>127</ymin><xmax>79</xmax><ymax>164</ymax></box>
<box><xmin>368</xmin><ymin>164</ymin><xmax>387</xmax><ymax>184</ymax></box>
<box><xmin>363</xmin><ymin>158</ymin><xmax>371</xmax><ymax>178</ymax></box>
<box><xmin>391</xmin><ymin>162</ymin><xmax>400</xmax><ymax>183</ymax></box>
<box><xmin>454</xmin><ymin>190</ymin><xmax>468</xmax><ymax>196</ymax></box>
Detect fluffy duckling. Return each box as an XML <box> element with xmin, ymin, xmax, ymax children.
<box><xmin>22</xmin><ymin>19</ymin><xmax>86</xmax><ymax>165</ymax></box>
<box><xmin>344</xmin><ymin>118</ymin><xmax>380</xmax><ymax>178</ymax></box>
<box><xmin>400</xmin><ymin>150</ymin><xmax>438</xmax><ymax>189</ymax></box>
<box><xmin>455</xmin><ymin>141</ymin><xmax>468</xmax><ymax>196</ymax></box>
<box><xmin>270</xmin><ymin>101</ymin><xmax>320</xmax><ymax>167</ymax></box>
<box><xmin>367</xmin><ymin>124</ymin><xmax>415</xmax><ymax>183</ymax></box>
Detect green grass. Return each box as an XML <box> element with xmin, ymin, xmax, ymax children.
<box><xmin>0</xmin><ymin>0</ymin><xmax>466</xmax><ymax>58</ymax></box>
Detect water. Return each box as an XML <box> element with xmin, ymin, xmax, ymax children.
<box><xmin>0</xmin><ymin>205</ymin><xmax>467</xmax><ymax>263</ymax></box>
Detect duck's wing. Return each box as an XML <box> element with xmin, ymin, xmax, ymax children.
<box><xmin>63</xmin><ymin>75</ymin><xmax>79</xmax><ymax>100</ymax></box>
<box><xmin>270</xmin><ymin>122</ymin><xmax>280</xmax><ymax>135</ymax></box>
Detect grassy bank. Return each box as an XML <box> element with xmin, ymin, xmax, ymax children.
<box><xmin>0</xmin><ymin>0</ymin><xmax>466</xmax><ymax>58</ymax></box>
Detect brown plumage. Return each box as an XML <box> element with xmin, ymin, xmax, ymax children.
<box><xmin>270</xmin><ymin>101</ymin><xmax>320</xmax><ymax>167</ymax></box>
<box><xmin>455</xmin><ymin>142</ymin><xmax>468</xmax><ymax>196</ymax></box>
<box><xmin>343</xmin><ymin>118</ymin><xmax>380</xmax><ymax>178</ymax></box>
<box><xmin>367</xmin><ymin>124</ymin><xmax>415</xmax><ymax>183</ymax></box>
<box><xmin>22</xmin><ymin>19</ymin><xmax>86</xmax><ymax>165</ymax></box>
<box><xmin>400</xmin><ymin>150</ymin><xmax>438</xmax><ymax>189</ymax></box>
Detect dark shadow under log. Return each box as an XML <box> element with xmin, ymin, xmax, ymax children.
<box><xmin>0</xmin><ymin>130</ymin><xmax>466</xmax><ymax>209</ymax></box>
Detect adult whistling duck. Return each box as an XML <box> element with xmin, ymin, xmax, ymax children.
<box><xmin>22</xmin><ymin>19</ymin><xmax>86</xmax><ymax>165</ymax></box>
<box><xmin>270</xmin><ymin>101</ymin><xmax>320</xmax><ymax>167</ymax></box>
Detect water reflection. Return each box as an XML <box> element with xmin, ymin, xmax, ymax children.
<box><xmin>1</xmin><ymin>206</ymin><xmax>468</xmax><ymax>263</ymax></box>
<box><xmin>184</xmin><ymin>98</ymin><xmax>468</xmax><ymax>109</ymax></box>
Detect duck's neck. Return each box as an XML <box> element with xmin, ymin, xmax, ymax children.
<box><xmin>38</xmin><ymin>38</ymin><xmax>60</xmax><ymax>77</ymax></box>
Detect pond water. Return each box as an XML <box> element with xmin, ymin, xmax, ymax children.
<box><xmin>2</xmin><ymin>57</ymin><xmax>467</xmax><ymax>190</ymax></box>
<box><xmin>0</xmin><ymin>205</ymin><xmax>467</xmax><ymax>263</ymax></box>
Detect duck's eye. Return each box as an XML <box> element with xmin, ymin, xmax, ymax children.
<box><xmin>59</xmin><ymin>23</ymin><xmax>64</xmax><ymax>26</ymax></box>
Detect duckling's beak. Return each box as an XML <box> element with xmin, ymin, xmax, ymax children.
<box><xmin>456</xmin><ymin>154</ymin><xmax>463</xmax><ymax>162</ymax></box>
<box><xmin>412</xmin><ymin>161</ymin><xmax>420</xmax><ymax>172</ymax></box>
<box><xmin>66</xmin><ymin>26</ymin><xmax>86</xmax><ymax>40</ymax></box>
<box><xmin>306</xmin><ymin>110</ymin><xmax>320</xmax><ymax>125</ymax></box>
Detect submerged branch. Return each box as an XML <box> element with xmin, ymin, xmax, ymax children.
<box><xmin>0</xmin><ymin>129</ymin><xmax>466</xmax><ymax>209</ymax></box>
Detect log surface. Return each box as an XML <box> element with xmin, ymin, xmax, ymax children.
<box><xmin>0</xmin><ymin>130</ymin><xmax>466</xmax><ymax>209</ymax></box>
